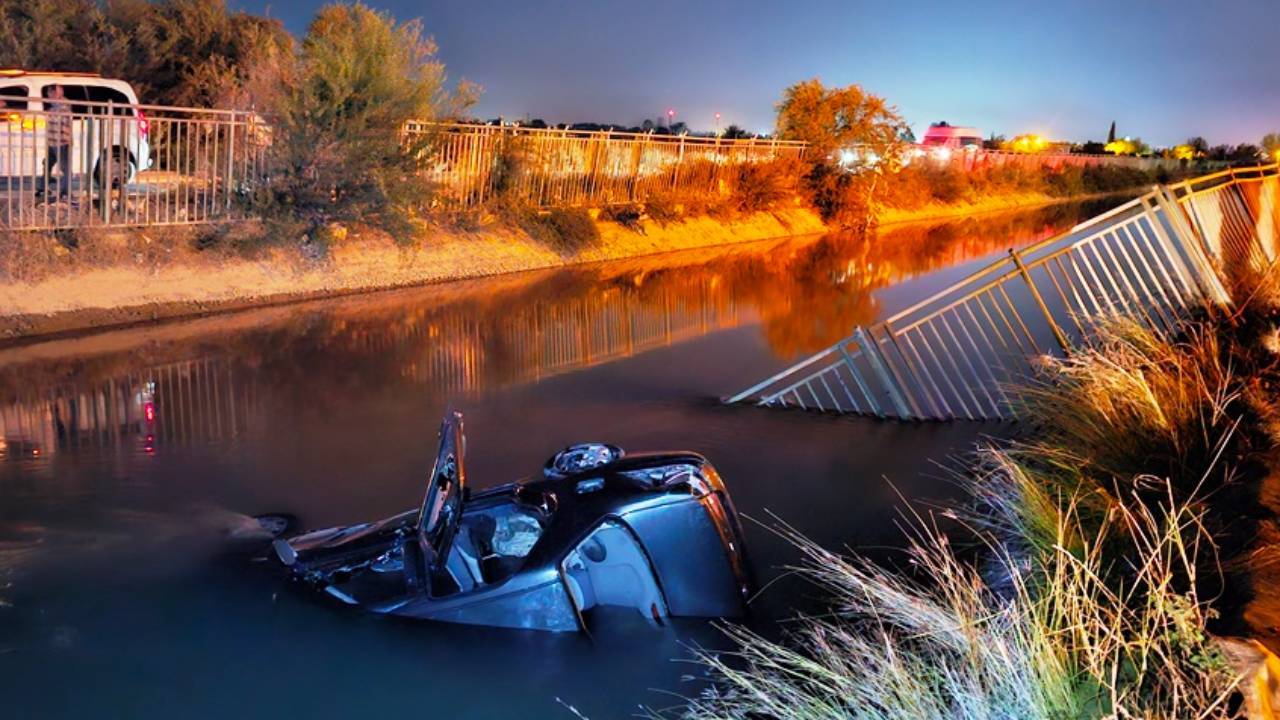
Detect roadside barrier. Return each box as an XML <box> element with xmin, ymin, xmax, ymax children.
<box><xmin>725</xmin><ymin>164</ymin><xmax>1279</xmax><ymax>420</ymax></box>
<box><xmin>0</xmin><ymin>99</ymin><xmax>267</xmax><ymax>231</ymax></box>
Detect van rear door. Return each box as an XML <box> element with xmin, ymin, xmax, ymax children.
<box><xmin>0</xmin><ymin>84</ymin><xmax>37</xmax><ymax>180</ymax></box>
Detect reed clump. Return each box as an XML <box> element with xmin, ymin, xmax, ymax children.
<box><xmin>656</xmin><ymin>460</ymin><xmax>1237</xmax><ymax>719</ymax></box>
<box><xmin>661</xmin><ymin>264</ymin><xmax>1280</xmax><ymax>718</ymax></box>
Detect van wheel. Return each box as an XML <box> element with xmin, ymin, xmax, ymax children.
<box><xmin>93</xmin><ymin>149</ymin><xmax>136</xmax><ymax>188</ymax></box>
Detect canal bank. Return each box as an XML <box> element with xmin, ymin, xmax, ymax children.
<box><xmin>0</xmin><ymin>191</ymin><xmax>1128</xmax><ymax>343</ymax></box>
<box><xmin>0</xmin><ymin>201</ymin><xmax>1110</xmax><ymax>718</ymax></box>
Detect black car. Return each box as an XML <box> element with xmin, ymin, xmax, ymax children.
<box><xmin>269</xmin><ymin>412</ymin><xmax>751</xmax><ymax>632</ymax></box>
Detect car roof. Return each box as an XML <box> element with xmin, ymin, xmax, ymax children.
<box><xmin>0</xmin><ymin>70</ymin><xmax>103</xmax><ymax>79</ymax></box>
<box><xmin>0</xmin><ymin>71</ymin><xmax>139</xmax><ymax>99</ymax></box>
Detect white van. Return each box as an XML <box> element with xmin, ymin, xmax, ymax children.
<box><xmin>0</xmin><ymin>70</ymin><xmax>153</xmax><ymax>187</ymax></box>
<box><xmin>920</xmin><ymin>122</ymin><xmax>984</xmax><ymax>151</ymax></box>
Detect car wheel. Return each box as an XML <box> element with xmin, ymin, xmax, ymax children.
<box><xmin>93</xmin><ymin>149</ymin><xmax>136</xmax><ymax>188</ymax></box>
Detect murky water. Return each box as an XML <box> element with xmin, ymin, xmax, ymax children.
<box><xmin>0</xmin><ymin>200</ymin><xmax>1121</xmax><ymax>718</ymax></box>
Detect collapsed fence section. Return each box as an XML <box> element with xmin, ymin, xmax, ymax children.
<box><xmin>0</xmin><ymin>100</ymin><xmax>269</xmax><ymax>231</ymax></box>
<box><xmin>725</xmin><ymin>165</ymin><xmax>1278</xmax><ymax>421</ymax></box>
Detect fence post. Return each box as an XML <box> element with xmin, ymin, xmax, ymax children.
<box><xmin>853</xmin><ymin>327</ymin><xmax>912</xmax><ymax>419</ymax></box>
<box><xmin>1154</xmin><ymin>185</ymin><xmax>1232</xmax><ymax>307</ymax></box>
<box><xmin>225</xmin><ymin>111</ymin><xmax>236</xmax><ymax>212</ymax></box>
<box><xmin>629</xmin><ymin>133</ymin><xmax>645</xmax><ymax>202</ymax></box>
<box><xmin>671</xmin><ymin>133</ymin><xmax>685</xmax><ymax>191</ymax></box>
<box><xmin>102</xmin><ymin>101</ymin><xmax>114</xmax><ymax>225</ymax></box>
<box><xmin>1009</xmin><ymin>247</ymin><xmax>1070</xmax><ymax>353</ymax></box>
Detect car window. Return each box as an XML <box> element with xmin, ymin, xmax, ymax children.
<box><xmin>42</xmin><ymin>84</ymin><xmax>90</xmax><ymax>114</ymax></box>
<box><xmin>0</xmin><ymin>85</ymin><xmax>28</xmax><ymax>110</ymax></box>
<box><xmin>86</xmin><ymin>86</ymin><xmax>134</xmax><ymax>116</ymax></box>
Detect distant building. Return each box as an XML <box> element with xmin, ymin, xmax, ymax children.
<box><xmin>920</xmin><ymin>122</ymin><xmax>984</xmax><ymax>149</ymax></box>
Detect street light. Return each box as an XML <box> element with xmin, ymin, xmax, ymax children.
<box><xmin>666</xmin><ymin>108</ymin><xmax>675</xmax><ymax>129</ymax></box>
<box><xmin>714</xmin><ymin>112</ymin><xmax>721</xmax><ymax>135</ymax></box>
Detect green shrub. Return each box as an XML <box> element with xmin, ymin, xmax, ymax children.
<box><xmin>258</xmin><ymin>3</ymin><xmax>477</xmax><ymax>241</ymax></box>
<box><xmin>600</xmin><ymin>203</ymin><xmax>643</xmax><ymax>231</ymax></box>
<box><xmin>643</xmin><ymin>192</ymin><xmax>682</xmax><ymax>225</ymax></box>
<box><xmin>503</xmin><ymin>204</ymin><xmax>599</xmax><ymax>254</ymax></box>
<box><xmin>731</xmin><ymin>159</ymin><xmax>798</xmax><ymax>213</ymax></box>
<box><xmin>923</xmin><ymin>166</ymin><xmax>971</xmax><ymax>203</ymax></box>
<box><xmin>541</xmin><ymin>207</ymin><xmax>600</xmax><ymax>252</ymax></box>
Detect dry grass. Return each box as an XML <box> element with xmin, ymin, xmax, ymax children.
<box><xmin>1015</xmin><ymin>318</ymin><xmax>1239</xmax><ymax>489</ymax></box>
<box><xmin>658</xmin><ymin>269</ymin><xmax>1280</xmax><ymax>718</ymax></box>
<box><xmin>654</xmin><ymin>455</ymin><xmax>1239</xmax><ymax>719</ymax></box>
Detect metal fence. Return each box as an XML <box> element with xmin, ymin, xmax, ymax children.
<box><xmin>410</xmin><ymin>122</ymin><xmax>809</xmax><ymax>210</ymax></box>
<box><xmin>726</xmin><ymin>164</ymin><xmax>1279</xmax><ymax>420</ymax></box>
<box><xmin>1</xmin><ymin>99</ymin><xmax>269</xmax><ymax>231</ymax></box>
<box><xmin>0</xmin><ymin>100</ymin><xmax>1241</xmax><ymax>232</ymax></box>
<box><xmin>916</xmin><ymin>147</ymin><xmax>1193</xmax><ymax>174</ymax></box>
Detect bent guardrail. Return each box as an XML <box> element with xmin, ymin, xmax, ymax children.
<box><xmin>725</xmin><ymin>164</ymin><xmax>1279</xmax><ymax>420</ymax></box>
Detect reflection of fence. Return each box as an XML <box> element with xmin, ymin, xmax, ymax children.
<box><xmin>0</xmin><ymin>356</ymin><xmax>253</xmax><ymax>456</ymax></box>
<box><xmin>381</xmin><ymin>279</ymin><xmax>746</xmax><ymax>392</ymax></box>
<box><xmin>727</xmin><ymin>164</ymin><xmax>1279</xmax><ymax>420</ymax></box>
<box><xmin>0</xmin><ymin>100</ymin><xmax>268</xmax><ymax>231</ymax></box>
<box><xmin>410</xmin><ymin>123</ymin><xmax>808</xmax><ymax>210</ymax></box>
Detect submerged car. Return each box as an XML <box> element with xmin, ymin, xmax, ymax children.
<box><xmin>269</xmin><ymin>412</ymin><xmax>750</xmax><ymax>632</ymax></box>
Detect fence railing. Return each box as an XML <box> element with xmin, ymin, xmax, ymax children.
<box><xmin>914</xmin><ymin>147</ymin><xmax>1197</xmax><ymax>173</ymax></box>
<box><xmin>725</xmin><ymin>164</ymin><xmax>1279</xmax><ymax>420</ymax></box>
<box><xmin>0</xmin><ymin>98</ymin><xmax>1246</xmax><ymax>232</ymax></box>
<box><xmin>0</xmin><ymin>99</ymin><xmax>268</xmax><ymax>231</ymax></box>
<box><xmin>409</xmin><ymin>122</ymin><xmax>809</xmax><ymax>210</ymax></box>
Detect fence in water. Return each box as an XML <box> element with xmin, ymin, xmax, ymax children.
<box><xmin>725</xmin><ymin>164</ymin><xmax>1280</xmax><ymax>420</ymax></box>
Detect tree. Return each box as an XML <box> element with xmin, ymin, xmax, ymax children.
<box><xmin>775</xmin><ymin>78</ymin><xmax>907</xmax><ymax>163</ymax></box>
<box><xmin>721</xmin><ymin>124</ymin><xmax>750</xmax><ymax>139</ymax></box>
<box><xmin>263</xmin><ymin>2</ymin><xmax>477</xmax><ymax>238</ymax></box>
<box><xmin>774</xmin><ymin>79</ymin><xmax>908</xmax><ymax>227</ymax></box>
<box><xmin>1105</xmin><ymin>137</ymin><xmax>1149</xmax><ymax>156</ymax></box>
<box><xmin>1229</xmin><ymin>144</ymin><xmax>1261</xmax><ymax>164</ymax></box>
<box><xmin>1107</xmin><ymin>121</ymin><xmax>1116</xmax><ymax>144</ymax></box>
<box><xmin>1263</xmin><ymin>132</ymin><xmax>1280</xmax><ymax>161</ymax></box>
<box><xmin>0</xmin><ymin>0</ymin><xmax>293</xmax><ymax>108</ymax></box>
<box><xmin>1186</xmin><ymin>137</ymin><xmax>1209</xmax><ymax>156</ymax></box>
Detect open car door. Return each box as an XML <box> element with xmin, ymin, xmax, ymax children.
<box><xmin>405</xmin><ymin>411</ymin><xmax>467</xmax><ymax>591</ymax></box>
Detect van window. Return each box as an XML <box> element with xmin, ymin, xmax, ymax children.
<box><xmin>0</xmin><ymin>86</ymin><xmax>28</xmax><ymax>110</ymax></box>
<box><xmin>42</xmin><ymin>85</ymin><xmax>89</xmax><ymax>114</ymax></box>
<box><xmin>86</xmin><ymin>86</ymin><xmax>134</xmax><ymax>116</ymax></box>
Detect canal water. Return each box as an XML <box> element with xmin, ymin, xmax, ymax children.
<box><xmin>0</xmin><ymin>200</ymin><xmax>1119</xmax><ymax>719</ymax></box>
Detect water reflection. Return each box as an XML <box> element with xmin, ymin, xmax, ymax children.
<box><xmin>0</xmin><ymin>199</ymin><xmax>1114</xmax><ymax>458</ymax></box>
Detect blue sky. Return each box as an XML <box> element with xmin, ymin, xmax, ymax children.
<box><xmin>239</xmin><ymin>0</ymin><xmax>1279</xmax><ymax>146</ymax></box>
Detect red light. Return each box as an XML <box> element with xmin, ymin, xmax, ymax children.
<box><xmin>31</xmin><ymin>448</ymin><xmax>40</xmax><ymax>456</ymax></box>
<box><xmin>136</xmin><ymin>109</ymin><xmax>149</xmax><ymax>137</ymax></box>
<box><xmin>144</xmin><ymin>402</ymin><xmax>156</xmax><ymax>422</ymax></box>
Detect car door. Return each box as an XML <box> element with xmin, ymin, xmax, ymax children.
<box><xmin>85</xmin><ymin>85</ymin><xmax>136</xmax><ymax>178</ymax></box>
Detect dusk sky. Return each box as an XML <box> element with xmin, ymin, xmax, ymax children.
<box><xmin>240</xmin><ymin>0</ymin><xmax>1280</xmax><ymax>146</ymax></box>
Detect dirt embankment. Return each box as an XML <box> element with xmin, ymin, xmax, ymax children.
<box><xmin>0</xmin><ymin>208</ymin><xmax>826</xmax><ymax>341</ymax></box>
<box><xmin>0</xmin><ymin>190</ymin><xmax>1121</xmax><ymax>343</ymax></box>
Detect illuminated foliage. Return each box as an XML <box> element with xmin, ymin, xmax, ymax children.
<box><xmin>1104</xmin><ymin>137</ymin><xmax>1149</xmax><ymax>156</ymax></box>
<box><xmin>1263</xmin><ymin>133</ymin><xmax>1280</xmax><ymax>161</ymax></box>
<box><xmin>0</xmin><ymin>0</ymin><xmax>291</xmax><ymax>108</ymax></box>
<box><xmin>774</xmin><ymin>79</ymin><xmax>908</xmax><ymax>164</ymax></box>
<box><xmin>1002</xmin><ymin>134</ymin><xmax>1051</xmax><ymax>153</ymax></box>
